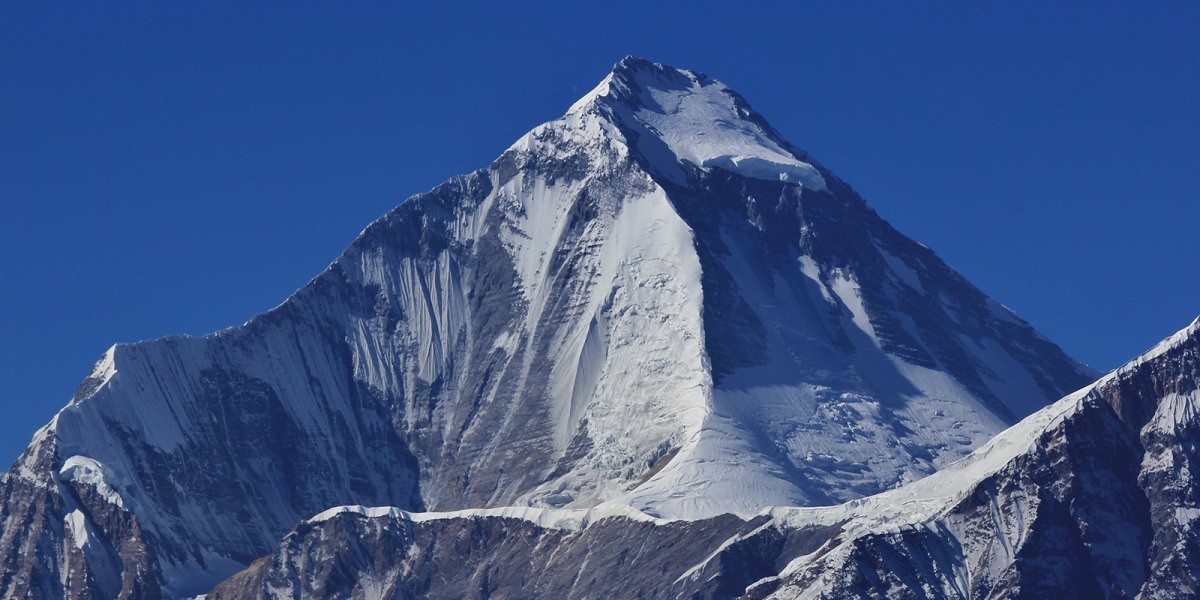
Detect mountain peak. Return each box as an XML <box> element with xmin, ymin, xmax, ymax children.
<box><xmin>608</xmin><ymin>55</ymin><xmax>708</xmax><ymax>91</ymax></box>
<box><xmin>0</xmin><ymin>58</ymin><xmax>1101</xmax><ymax>597</ymax></box>
<box><xmin>568</xmin><ymin>57</ymin><xmax>828</xmax><ymax>190</ymax></box>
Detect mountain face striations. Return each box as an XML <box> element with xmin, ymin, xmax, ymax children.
<box><xmin>205</xmin><ymin>319</ymin><xmax>1200</xmax><ymax>600</ymax></box>
<box><xmin>1</xmin><ymin>57</ymin><xmax>1101</xmax><ymax>598</ymax></box>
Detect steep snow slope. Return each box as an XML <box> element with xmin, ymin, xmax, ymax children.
<box><xmin>579</xmin><ymin>59</ymin><xmax>1096</xmax><ymax>513</ymax></box>
<box><xmin>0</xmin><ymin>57</ymin><xmax>1092</xmax><ymax>598</ymax></box>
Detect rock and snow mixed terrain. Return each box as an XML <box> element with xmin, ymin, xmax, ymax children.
<box><xmin>0</xmin><ymin>57</ymin><xmax>1143</xmax><ymax>599</ymax></box>
<box><xmin>204</xmin><ymin>317</ymin><xmax>1200</xmax><ymax>599</ymax></box>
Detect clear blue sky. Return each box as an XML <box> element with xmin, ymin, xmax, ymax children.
<box><xmin>2</xmin><ymin>2</ymin><xmax>1197</xmax><ymax>462</ymax></box>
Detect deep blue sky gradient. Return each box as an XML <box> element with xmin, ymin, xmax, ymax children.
<box><xmin>2</xmin><ymin>2</ymin><xmax>1197</xmax><ymax>462</ymax></box>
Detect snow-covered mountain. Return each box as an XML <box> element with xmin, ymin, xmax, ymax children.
<box><xmin>203</xmin><ymin>316</ymin><xmax>1200</xmax><ymax>600</ymax></box>
<box><xmin>0</xmin><ymin>57</ymin><xmax>1094</xmax><ymax>598</ymax></box>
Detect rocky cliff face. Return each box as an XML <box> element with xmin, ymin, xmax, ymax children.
<box><xmin>205</xmin><ymin>506</ymin><xmax>838</xmax><ymax>600</ymax></box>
<box><xmin>0</xmin><ymin>57</ymin><xmax>1094</xmax><ymax>598</ymax></box>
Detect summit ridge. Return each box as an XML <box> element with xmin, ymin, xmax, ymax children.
<box><xmin>570</xmin><ymin>56</ymin><xmax>828</xmax><ymax>189</ymax></box>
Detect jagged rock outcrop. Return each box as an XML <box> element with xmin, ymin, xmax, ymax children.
<box><xmin>204</xmin><ymin>506</ymin><xmax>838</xmax><ymax>600</ymax></box>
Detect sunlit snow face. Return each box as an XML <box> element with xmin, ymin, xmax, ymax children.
<box><xmin>633</xmin><ymin>79</ymin><xmax>826</xmax><ymax>190</ymax></box>
<box><xmin>573</xmin><ymin>61</ymin><xmax>827</xmax><ymax>191</ymax></box>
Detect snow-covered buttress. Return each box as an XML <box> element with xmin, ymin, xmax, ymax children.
<box><xmin>0</xmin><ymin>57</ymin><xmax>1094</xmax><ymax>598</ymax></box>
